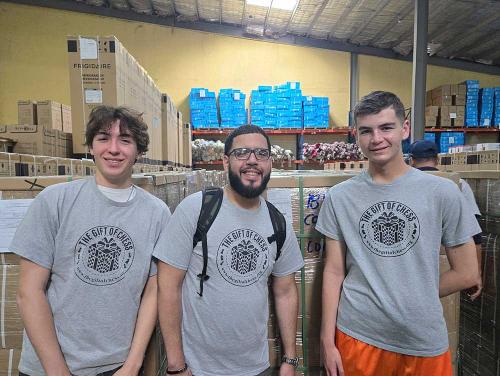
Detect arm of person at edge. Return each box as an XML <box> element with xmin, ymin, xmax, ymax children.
<box><xmin>272</xmin><ymin>274</ymin><xmax>299</xmax><ymax>376</ymax></box>
<box><xmin>440</xmin><ymin>240</ymin><xmax>481</xmax><ymax>299</ymax></box>
<box><xmin>320</xmin><ymin>238</ymin><xmax>346</xmax><ymax>376</ymax></box>
<box><xmin>17</xmin><ymin>258</ymin><xmax>71</xmax><ymax>376</ymax></box>
<box><xmin>114</xmin><ymin>275</ymin><xmax>158</xmax><ymax>376</ymax></box>
<box><xmin>157</xmin><ymin>262</ymin><xmax>192</xmax><ymax>375</ymax></box>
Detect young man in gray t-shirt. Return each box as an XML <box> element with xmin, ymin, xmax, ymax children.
<box><xmin>155</xmin><ymin>125</ymin><xmax>304</xmax><ymax>376</ymax></box>
<box><xmin>11</xmin><ymin>106</ymin><xmax>170</xmax><ymax>376</ymax></box>
<box><xmin>316</xmin><ymin>92</ymin><xmax>481</xmax><ymax>376</ymax></box>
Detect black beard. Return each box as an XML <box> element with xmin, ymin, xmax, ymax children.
<box><xmin>228</xmin><ymin>167</ymin><xmax>271</xmax><ymax>199</ymax></box>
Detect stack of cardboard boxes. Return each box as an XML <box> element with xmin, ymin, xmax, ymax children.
<box><xmin>67</xmin><ymin>36</ymin><xmax>162</xmax><ymax>162</ymax></box>
<box><xmin>11</xmin><ymin>100</ymin><xmax>73</xmax><ymax>158</ymax></box>
<box><xmin>425</xmin><ymin>84</ymin><xmax>467</xmax><ymax>127</ymax></box>
<box><xmin>161</xmin><ymin>94</ymin><xmax>192</xmax><ymax>168</ymax></box>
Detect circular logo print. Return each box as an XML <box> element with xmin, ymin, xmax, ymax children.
<box><xmin>74</xmin><ymin>226</ymin><xmax>135</xmax><ymax>285</ymax></box>
<box><xmin>217</xmin><ymin>228</ymin><xmax>269</xmax><ymax>287</ymax></box>
<box><xmin>359</xmin><ymin>201</ymin><xmax>420</xmax><ymax>257</ymax></box>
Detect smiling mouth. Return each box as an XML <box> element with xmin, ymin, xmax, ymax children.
<box><xmin>241</xmin><ymin>169</ymin><xmax>262</xmax><ymax>178</ymax></box>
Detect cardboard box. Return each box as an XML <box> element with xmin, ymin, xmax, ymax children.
<box><xmin>177</xmin><ymin>112</ymin><xmax>184</xmax><ymax>167</ymax></box>
<box><xmin>67</xmin><ymin>36</ymin><xmax>162</xmax><ymax>160</ymax></box>
<box><xmin>0</xmin><ymin>265</ymin><xmax>23</xmax><ymax>349</ymax></box>
<box><xmin>56</xmin><ymin>131</ymin><xmax>73</xmax><ymax>158</ymax></box>
<box><xmin>37</xmin><ymin>100</ymin><xmax>62</xmax><ymax>131</ymax></box>
<box><xmin>425</xmin><ymin>116</ymin><xmax>437</xmax><ymax>127</ymax></box>
<box><xmin>0</xmin><ymin>349</ymin><xmax>21</xmax><ymax>376</ymax></box>
<box><xmin>5</xmin><ymin>125</ymin><xmax>56</xmax><ymax>157</ymax></box>
<box><xmin>425</xmin><ymin>106</ymin><xmax>440</xmax><ymax>117</ymax></box>
<box><xmin>161</xmin><ymin>94</ymin><xmax>178</xmax><ymax>165</ymax></box>
<box><xmin>61</xmin><ymin>104</ymin><xmax>72</xmax><ymax>133</ymax></box>
<box><xmin>17</xmin><ymin>100</ymin><xmax>37</xmax><ymax>125</ymax></box>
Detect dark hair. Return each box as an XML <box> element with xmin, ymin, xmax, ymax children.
<box><xmin>224</xmin><ymin>125</ymin><xmax>271</xmax><ymax>155</ymax></box>
<box><xmin>353</xmin><ymin>91</ymin><xmax>405</xmax><ymax>126</ymax></box>
<box><xmin>84</xmin><ymin>106</ymin><xmax>149</xmax><ymax>154</ymax></box>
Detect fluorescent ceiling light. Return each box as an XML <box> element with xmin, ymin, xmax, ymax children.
<box><xmin>246</xmin><ymin>0</ymin><xmax>298</xmax><ymax>11</ymax></box>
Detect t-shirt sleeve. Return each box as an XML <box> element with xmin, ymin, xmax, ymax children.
<box><xmin>460</xmin><ymin>179</ymin><xmax>481</xmax><ymax>216</ymax></box>
<box><xmin>272</xmin><ymin>220</ymin><xmax>304</xmax><ymax>276</ymax></box>
<box><xmin>150</xmin><ymin>206</ymin><xmax>172</xmax><ymax>276</ymax></box>
<box><xmin>152</xmin><ymin>195</ymin><xmax>199</xmax><ymax>271</ymax></box>
<box><xmin>441</xmin><ymin>181</ymin><xmax>482</xmax><ymax>248</ymax></box>
<box><xmin>315</xmin><ymin>188</ymin><xmax>343</xmax><ymax>241</ymax></box>
<box><xmin>9</xmin><ymin>191</ymin><xmax>58</xmax><ymax>270</ymax></box>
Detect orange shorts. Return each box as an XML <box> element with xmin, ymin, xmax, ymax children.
<box><xmin>335</xmin><ymin>328</ymin><xmax>452</xmax><ymax>376</ymax></box>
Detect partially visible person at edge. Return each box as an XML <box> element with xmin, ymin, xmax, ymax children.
<box><xmin>410</xmin><ymin>139</ymin><xmax>483</xmax><ymax>300</ymax></box>
<box><xmin>154</xmin><ymin>125</ymin><xmax>304</xmax><ymax>376</ymax></box>
<box><xmin>316</xmin><ymin>91</ymin><xmax>481</xmax><ymax>376</ymax></box>
<box><xmin>11</xmin><ymin>106</ymin><xmax>170</xmax><ymax>376</ymax></box>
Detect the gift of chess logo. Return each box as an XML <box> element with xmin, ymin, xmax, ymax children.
<box><xmin>217</xmin><ymin>229</ymin><xmax>269</xmax><ymax>286</ymax></box>
<box><xmin>359</xmin><ymin>201</ymin><xmax>420</xmax><ymax>257</ymax></box>
<box><xmin>74</xmin><ymin>226</ymin><xmax>135</xmax><ymax>285</ymax></box>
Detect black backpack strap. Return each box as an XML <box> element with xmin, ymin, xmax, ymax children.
<box><xmin>265</xmin><ymin>200</ymin><xmax>287</xmax><ymax>260</ymax></box>
<box><xmin>193</xmin><ymin>187</ymin><xmax>223</xmax><ymax>297</ymax></box>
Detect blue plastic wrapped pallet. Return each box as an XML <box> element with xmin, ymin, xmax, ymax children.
<box><xmin>218</xmin><ymin>89</ymin><xmax>247</xmax><ymax>128</ymax></box>
<box><xmin>493</xmin><ymin>87</ymin><xmax>500</xmax><ymax>127</ymax></box>
<box><xmin>479</xmin><ymin>88</ymin><xmax>494</xmax><ymax>127</ymax></box>
<box><xmin>190</xmin><ymin>88</ymin><xmax>219</xmax><ymax>129</ymax></box>
<box><xmin>303</xmin><ymin>96</ymin><xmax>329</xmax><ymax>129</ymax></box>
<box><xmin>424</xmin><ymin>132</ymin><xmax>436</xmax><ymax>144</ymax></box>
<box><xmin>439</xmin><ymin>132</ymin><xmax>464</xmax><ymax>153</ymax></box>
<box><xmin>464</xmin><ymin>81</ymin><xmax>480</xmax><ymax>127</ymax></box>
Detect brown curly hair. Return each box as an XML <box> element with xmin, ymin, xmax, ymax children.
<box><xmin>84</xmin><ymin>106</ymin><xmax>149</xmax><ymax>154</ymax></box>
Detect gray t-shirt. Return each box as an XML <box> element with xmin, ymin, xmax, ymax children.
<box><xmin>153</xmin><ymin>191</ymin><xmax>304</xmax><ymax>376</ymax></box>
<box><xmin>460</xmin><ymin>179</ymin><xmax>481</xmax><ymax>216</ymax></box>
<box><xmin>10</xmin><ymin>177</ymin><xmax>171</xmax><ymax>376</ymax></box>
<box><xmin>316</xmin><ymin>168</ymin><xmax>480</xmax><ymax>357</ymax></box>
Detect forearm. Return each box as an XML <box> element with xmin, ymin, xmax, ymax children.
<box><xmin>320</xmin><ymin>271</ymin><xmax>344</xmax><ymax>347</ymax></box>
<box><xmin>158</xmin><ymin>284</ymin><xmax>185</xmax><ymax>368</ymax></box>
<box><xmin>439</xmin><ymin>269</ymin><xmax>477</xmax><ymax>297</ymax></box>
<box><xmin>274</xmin><ymin>282</ymin><xmax>298</xmax><ymax>357</ymax></box>
<box><xmin>123</xmin><ymin>277</ymin><xmax>158</xmax><ymax>372</ymax></box>
<box><xmin>17</xmin><ymin>290</ymin><xmax>69</xmax><ymax>376</ymax></box>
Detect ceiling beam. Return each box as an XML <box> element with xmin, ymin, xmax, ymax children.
<box><xmin>305</xmin><ymin>0</ymin><xmax>329</xmax><ymax>37</ymax></box>
<box><xmin>284</xmin><ymin>0</ymin><xmax>300</xmax><ymax>34</ymax></box>
<box><xmin>348</xmin><ymin>0</ymin><xmax>391</xmax><ymax>43</ymax></box>
<box><xmin>364</xmin><ymin>1</ymin><xmax>413</xmax><ymax>45</ymax></box>
<box><xmin>5</xmin><ymin>0</ymin><xmax>500</xmax><ymax>75</ymax></box>
<box><xmin>327</xmin><ymin>0</ymin><xmax>361</xmax><ymax>40</ymax></box>
<box><xmin>263</xmin><ymin>0</ymin><xmax>274</xmax><ymax>33</ymax></box>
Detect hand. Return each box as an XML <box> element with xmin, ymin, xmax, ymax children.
<box><xmin>467</xmin><ymin>273</ymin><xmax>483</xmax><ymax>301</ymax></box>
<box><xmin>322</xmin><ymin>344</ymin><xmax>344</xmax><ymax>376</ymax></box>
<box><xmin>113</xmin><ymin>364</ymin><xmax>141</xmax><ymax>376</ymax></box>
<box><xmin>279</xmin><ymin>362</ymin><xmax>296</xmax><ymax>376</ymax></box>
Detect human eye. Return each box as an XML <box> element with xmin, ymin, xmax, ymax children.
<box><xmin>233</xmin><ymin>148</ymin><xmax>249</xmax><ymax>159</ymax></box>
<box><xmin>256</xmin><ymin>149</ymin><xmax>270</xmax><ymax>159</ymax></box>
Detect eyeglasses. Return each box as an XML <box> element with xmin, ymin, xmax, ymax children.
<box><xmin>228</xmin><ymin>148</ymin><xmax>271</xmax><ymax>161</ymax></box>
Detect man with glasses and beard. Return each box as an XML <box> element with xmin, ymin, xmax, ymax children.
<box><xmin>155</xmin><ymin>125</ymin><xmax>304</xmax><ymax>376</ymax></box>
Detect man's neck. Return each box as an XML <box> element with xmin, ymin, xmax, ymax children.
<box><xmin>368</xmin><ymin>157</ymin><xmax>411</xmax><ymax>184</ymax></box>
<box><xmin>224</xmin><ymin>185</ymin><xmax>261</xmax><ymax>210</ymax></box>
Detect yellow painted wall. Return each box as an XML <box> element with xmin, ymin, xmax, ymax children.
<box><xmin>359</xmin><ymin>55</ymin><xmax>500</xmax><ymax>109</ymax></box>
<box><xmin>0</xmin><ymin>2</ymin><xmax>349</xmax><ymax>127</ymax></box>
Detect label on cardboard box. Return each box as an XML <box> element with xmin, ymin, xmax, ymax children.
<box><xmin>84</xmin><ymin>89</ymin><xmax>103</xmax><ymax>104</ymax></box>
<box><xmin>79</xmin><ymin>37</ymin><xmax>98</xmax><ymax>59</ymax></box>
<box><xmin>450</xmin><ymin>113</ymin><xmax>457</xmax><ymax>119</ymax></box>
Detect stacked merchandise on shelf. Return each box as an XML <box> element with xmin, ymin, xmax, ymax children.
<box><xmin>459</xmin><ymin>174</ymin><xmax>499</xmax><ymax>376</ymax></box>
<box><xmin>425</xmin><ymin>84</ymin><xmax>466</xmax><ymax>128</ymax></box>
<box><xmin>464</xmin><ymin>80</ymin><xmax>480</xmax><ymax>127</ymax></box>
<box><xmin>275</xmin><ymin>82</ymin><xmax>303</xmax><ymax>129</ymax></box>
<box><xmin>494</xmin><ymin>87</ymin><xmax>500</xmax><ymax>127</ymax></box>
<box><xmin>191</xmin><ymin>139</ymin><xmax>225</xmax><ymax>162</ymax></box>
<box><xmin>303</xmin><ymin>96</ymin><xmax>329</xmax><ymax>129</ymax></box>
<box><xmin>251</xmin><ymin>85</ymin><xmax>277</xmax><ymax>129</ymax></box>
<box><xmin>302</xmin><ymin>142</ymin><xmax>363</xmax><ymax>163</ymax></box>
<box><xmin>271</xmin><ymin>145</ymin><xmax>294</xmax><ymax>163</ymax></box>
<box><xmin>479</xmin><ymin>88</ymin><xmax>494</xmax><ymax>127</ymax></box>
<box><xmin>190</xmin><ymin>88</ymin><xmax>219</xmax><ymax>129</ymax></box>
<box><xmin>250</xmin><ymin>82</ymin><xmax>304</xmax><ymax>129</ymax></box>
<box><xmin>218</xmin><ymin>89</ymin><xmax>246</xmax><ymax>128</ymax></box>
<box><xmin>424</xmin><ymin>132</ymin><xmax>437</xmax><ymax>143</ymax></box>
<box><xmin>439</xmin><ymin>132</ymin><xmax>465</xmax><ymax>153</ymax></box>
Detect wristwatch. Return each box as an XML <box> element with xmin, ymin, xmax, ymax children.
<box><xmin>281</xmin><ymin>355</ymin><xmax>299</xmax><ymax>368</ymax></box>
